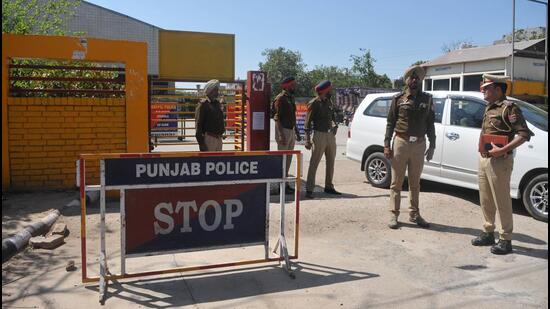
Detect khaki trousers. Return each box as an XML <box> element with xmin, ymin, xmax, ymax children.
<box><xmin>389</xmin><ymin>136</ymin><xmax>426</xmax><ymax>218</ymax></box>
<box><xmin>204</xmin><ymin>134</ymin><xmax>223</xmax><ymax>151</ymax></box>
<box><xmin>276</xmin><ymin>127</ymin><xmax>295</xmax><ymax>176</ymax></box>
<box><xmin>306</xmin><ymin>131</ymin><xmax>336</xmax><ymax>192</ymax></box>
<box><xmin>478</xmin><ymin>155</ymin><xmax>514</xmax><ymax>240</ymax></box>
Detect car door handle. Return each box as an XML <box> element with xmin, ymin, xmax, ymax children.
<box><xmin>446</xmin><ymin>132</ymin><xmax>460</xmax><ymax>141</ymax></box>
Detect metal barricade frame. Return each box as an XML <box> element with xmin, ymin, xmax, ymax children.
<box><xmin>78</xmin><ymin>150</ymin><xmax>301</xmax><ymax>303</ymax></box>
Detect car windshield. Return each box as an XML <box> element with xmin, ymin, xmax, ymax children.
<box><xmin>510</xmin><ymin>100</ymin><xmax>548</xmax><ymax>132</ymax></box>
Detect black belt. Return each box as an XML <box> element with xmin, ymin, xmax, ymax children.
<box><xmin>205</xmin><ymin>132</ymin><xmax>223</xmax><ymax>138</ymax></box>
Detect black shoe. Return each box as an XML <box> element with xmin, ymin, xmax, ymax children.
<box><xmin>324</xmin><ymin>188</ymin><xmax>342</xmax><ymax>195</ymax></box>
<box><xmin>409</xmin><ymin>215</ymin><xmax>430</xmax><ymax>228</ymax></box>
<box><xmin>305</xmin><ymin>191</ymin><xmax>314</xmax><ymax>199</ymax></box>
<box><xmin>491</xmin><ymin>239</ymin><xmax>513</xmax><ymax>255</ymax></box>
<box><xmin>285</xmin><ymin>185</ymin><xmax>295</xmax><ymax>194</ymax></box>
<box><xmin>471</xmin><ymin>232</ymin><xmax>495</xmax><ymax>246</ymax></box>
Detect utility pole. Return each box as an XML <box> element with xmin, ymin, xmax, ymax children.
<box><xmin>511</xmin><ymin>0</ymin><xmax>516</xmax><ymax>96</ymax></box>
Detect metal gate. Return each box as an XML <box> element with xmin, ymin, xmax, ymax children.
<box><xmin>149</xmin><ymin>79</ymin><xmax>247</xmax><ymax>151</ymax></box>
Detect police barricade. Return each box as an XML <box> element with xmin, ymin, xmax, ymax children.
<box><xmin>77</xmin><ymin>150</ymin><xmax>301</xmax><ymax>303</ymax></box>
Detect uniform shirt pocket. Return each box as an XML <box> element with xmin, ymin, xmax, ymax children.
<box><xmin>398</xmin><ymin>103</ymin><xmax>412</xmax><ymax>118</ymax></box>
<box><xmin>489</xmin><ymin>115</ymin><xmax>503</xmax><ymax>127</ymax></box>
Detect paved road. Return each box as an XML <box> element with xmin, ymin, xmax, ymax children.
<box><xmin>2</xmin><ymin>121</ymin><xmax>547</xmax><ymax>308</ymax></box>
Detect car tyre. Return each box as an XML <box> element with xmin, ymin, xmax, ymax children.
<box><xmin>365</xmin><ymin>152</ymin><xmax>391</xmax><ymax>188</ymax></box>
<box><xmin>522</xmin><ymin>173</ymin><xmax>548</xmax><ymax>222</ymax></box>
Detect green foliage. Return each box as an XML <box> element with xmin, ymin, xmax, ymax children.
<box><xmin>503</xmin><ymin>28</ymin><xmax>546</xmax><ymax>42</ymax></box>
<box><xmin>411</xmin><ymin>60</ymin><xmax>428</xmax><ymax>66</ymax></box>
<box><xmin>2</xmin><ymin>0</ymin><xmax>120</xmax><ymax>98</ymax></box>
<box><xmin>307</xmin><ymin>66</ymin><xmax>354</xmax><ymax>88</ymax></box>
<box><xmin>10</xmin><ymin>59</ymin><xmax>125</xmax><ymax>97</ymax></box>
<box><xmin>2</xmin><ymin>0</ymin><xmax>80</xmax><ymax>35</ymax></box>
<box><xmin>259</xmin><ymin>47</ymin><xmax>308</xmax><ymax>97</ymax></box>
<box><xmin>259</xmin><ymin>47</ymin><xmax>393</xmax><ymax>97</ymax></box>
<box><xmin>349</xmin><ymin>48</ymin><xmax>392</xmax><ymax>88</ymax></box>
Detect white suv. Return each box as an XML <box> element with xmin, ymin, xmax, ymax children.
<box><xmin>346</xmin><ymin>91</ymin><xmax>548</xmax><ymax>222</ymax></box>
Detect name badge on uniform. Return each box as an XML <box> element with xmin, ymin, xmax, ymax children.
<box><xmin>409</xmin><ymin>136</ymin><xmax>418</xmax><ymax>142</ymax></box>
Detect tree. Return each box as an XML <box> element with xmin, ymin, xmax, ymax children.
<box><xmin>258</xmin><ymin>47</ymin><xmax>308</xmax><ymax>97</ymax></box>
<box><xmin>350</xmin><ymin>49</ymin><xmax>392</xmax><ymax>88</ymax></box>
<box><xmin>305</xmin><ymin>65</ymin><xmax>357</xmax><ymax>91</ymax></box>
<box><xmin>411</xmin><ymin>60</ymin><xmax>428</xmax><ymax>66</ymax></box>
<box><xmin>392</xmin><ymin>77</ymin><xmax>405</xmax><ymax>90</ymax></box>
<box><xmin>259</xmin><ymin>47</ymin><xmax>393</xmax><ymax>97</ymax></box>
<box><xmin>500</xmin><ymin>27</ymin><xmax>546</xmax><ymax>43</ymax></box>
<box><xmin>2</xmin><ymin>0</ymin><xmax>80</xmax><ymax>35</ymax></box>
<box><xmin>441</xmin><ymin>40</ymin><xmax>476</xmax><ymax>53</ymax></box>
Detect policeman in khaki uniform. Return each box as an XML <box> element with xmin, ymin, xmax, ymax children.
<box><xmin>195</xmin><ymin>79</ymin><xmax>225</xmax><ymax>151</ymax></box>
<box><xmin>273</xmin><ymin>76</ymin><xmax>302</xmax><ymax>194</ymax></box>
<box><xmin>384</xmin><ymin>65</ymin><xmax>435</xmax><ymax>229</ymax></box>
<box><xmin>304</xmin><ymin>80</ymin><xmax>341</xmax><ymax>199</ymax></box>
<box><xmin>471</xmin><ymin>74</ymin><xmax>534</xmax><ymax>255</ymax></box>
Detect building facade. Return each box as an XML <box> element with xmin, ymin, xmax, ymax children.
<box><xmin>67</xmin><ymin>0</ymin><xmax>160</xmax><ymax>76</ymax></box>
<box><xmin>422</xmin><ymin>39</ymin><xmax>546</xmax><ymax>97</ymax></box>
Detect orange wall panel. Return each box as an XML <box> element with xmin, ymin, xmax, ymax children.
<box><xmin>2</xmin><ymin>34</ymin><xmax>148</xmax><ymax>190</ymax></box>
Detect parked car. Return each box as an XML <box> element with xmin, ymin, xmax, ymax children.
<box><xmin>346</xmin><ymin>91</ymin><xmax>548</xmax><ymax>222</ymax></box>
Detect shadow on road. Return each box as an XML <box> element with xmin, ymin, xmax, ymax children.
<box><xmin>86</xmin><ymin>261</ymin><xmax>379</xmax><ymax>307</ymax></box>
<box><xmin>420</xmin><ymin>179</ymin><xmax>532</xmax><ymax>218</ymax></box>
<box><xmin>397</xmin><ymin>221</ymin><xmax>547</xmax><ymax>260</ymax></box>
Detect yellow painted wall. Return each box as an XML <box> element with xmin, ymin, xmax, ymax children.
<box><xmin>8</xmin><ymin>98</ymin><xmax>125</xmax><ymax>189</ymax></box>
<box><xmin>159</xmin><ymin>30</ymin><xmax>235</xmax><ymax>82</ymax></box>
<box><xmin>508</xmin><ymin>80</ymin><xmax>546</xmax><ymax>96</ymax></box>
<box><xmin>2</xmin><ymin>34</ymin><xmax>148</xmax><ymax>190</ymax></box>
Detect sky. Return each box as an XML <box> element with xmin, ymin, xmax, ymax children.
<box><xmin>86</xmin><ymin>0</ymin><xmax>547</xmax><ymax>80</ymax></box>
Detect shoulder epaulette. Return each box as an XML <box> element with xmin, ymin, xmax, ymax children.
<box><xmin>393</xmin><ymin>92</ymin><xmax>405</xmax><ymax>99</ymax></box>
<box><xmin>274</xmin><ymin>93</ymin><xmax>284</xmax><ymax>101</ymax></box>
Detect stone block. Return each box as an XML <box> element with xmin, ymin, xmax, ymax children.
<box><xmin>30</xmin><ymin>234</ymin><xmax>64</xmax><ymax>249</ymax></box>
